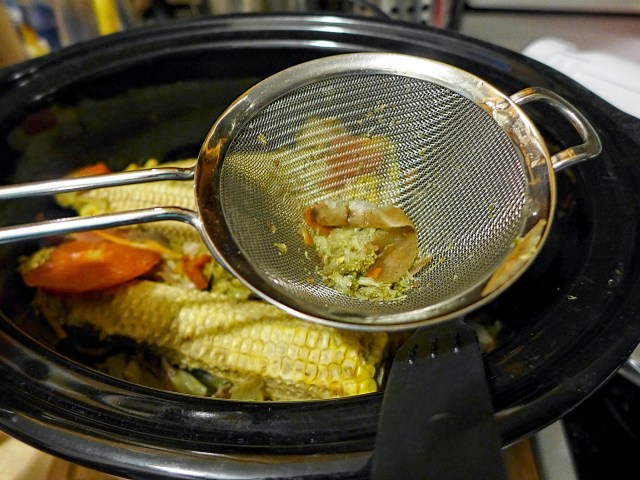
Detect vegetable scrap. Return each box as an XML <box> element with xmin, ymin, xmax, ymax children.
<box><xmin>303</xmin><ymin>199</ymin><xmax>430</xmax><ymax>301</ymax></box>
<box><xmin>20</xmin><ymin>232</ymin><xmax>161</xmax><ymax>293</ymax></box>
<box><xmin>19</xmin><ymin>158</ymin><xmax>390</xmax><ymax>401</ymax></box>
<box><xmin>481</xmin><ymin>219</ymin><xmax>547</xmax><ymax>296</ymax></box>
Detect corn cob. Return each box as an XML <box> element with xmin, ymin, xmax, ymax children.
<box><xmin>40</xmin><ymin>157</ymin><xmax>390</xmax><ymax>399</ymax></box>
<box><xmin>55</xmin><ymin>158</ymin><xmax>250</xmax><ymax>298</ymax></box>
<box><xmin>35</xmin><ymin>280</ymin><xmax>388</xmax><ymax>400</ymax></box>
<box><xmin>56</xmin><ymin>159</ymin><xmax>202</xmax><ymax>251</ymax></box>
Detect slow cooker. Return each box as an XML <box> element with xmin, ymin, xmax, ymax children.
<box><xmin>1</xmin><ymin>14</ymin><xmax>640</xmax><ymax>480</ymax></box>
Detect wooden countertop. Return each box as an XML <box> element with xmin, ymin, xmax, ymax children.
<box><xmin>1</xmin><ymin>430</ymin><xmax>539</xmax><ymax>480</ymax></box>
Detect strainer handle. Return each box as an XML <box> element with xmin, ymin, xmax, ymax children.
<box><xmin>511</xmin><ymin>87</ymin><xmax>602</xmax><ymax>171</ymax></box>
<box><xmin>0</xmin><ymin>166</ymin><xmax>194</xmax><ymax>200</ymax></box>
<box><xmin>0</xmin><ymin>207</ymin><xmax>203</xmax><ymax>245</ymax></box>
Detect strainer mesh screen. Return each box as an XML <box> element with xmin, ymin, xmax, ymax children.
<box><xmin>220</xmin><ymin>73</ymin><xmax>528</xmax><ymax>316</ymax></box>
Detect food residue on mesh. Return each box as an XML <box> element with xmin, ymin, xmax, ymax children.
<box><xmin>302</xmin><ymin>199</ymin><xmax>430</xmax><ymax>301</ymax></box>
<box><xmin>481</xmin><ymin>218</ymin><xmax>547</xmax><ymax>296</ymax></box>
<box><xmin>273</xmin><ymin>242</ymin><xmax>288</xmax><ymax>255</ymax></box>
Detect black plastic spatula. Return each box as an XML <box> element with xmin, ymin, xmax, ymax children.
<box><xmin>370</xmin><ymin>320</ymin><xmax>507</xmax><ymax>479</ymax></box>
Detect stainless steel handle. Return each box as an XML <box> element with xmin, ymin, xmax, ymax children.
<box><xmin>511</xmin><ymin>87</ymin><xmax>602</xmax><ymax>171</ymax></box>
<box><xmin>0</xmin><ymin>166</ymin><xmax>194</xmax><ymax>200</ymax></box>
<box><xmin>0</xmin><ymin>207</ymin><xmax>203</xmax><ymax>245</ymax></box>
<box><xmin>0</xmin><ymin>165</ymin><xmax>197</xmax><ymax>244</ymax></box>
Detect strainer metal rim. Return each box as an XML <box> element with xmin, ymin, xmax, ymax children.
<box><xmin>195</xmin><ymin>52</ymin><xmax>556</xmax><ymax>331</ymax></box>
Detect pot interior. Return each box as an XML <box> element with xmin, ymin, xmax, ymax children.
<box><xmin>1</xmin><ymin>15</ymin><xmax>639</xmax><ymax>476</ymax></box>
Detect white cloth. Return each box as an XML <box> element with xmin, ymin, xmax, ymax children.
<box><xmin>523</xmin><ymin>36</ymin><xmax>640</xmax><ymax>119</ymax></box>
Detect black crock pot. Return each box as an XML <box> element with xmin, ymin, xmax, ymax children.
<box><xmin>1</xmin><ymin>14</ymin><xmax>640</xmax><ymax>480</ymax></box>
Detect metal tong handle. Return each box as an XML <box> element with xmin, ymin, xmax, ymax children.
<box><xmin>370</xmin><ymin>321</ymin><xmax>507</xmax><ymax>480</ymax></box>
<box><xmin>0</xmin><ymin>166</ymin><xmax>198</xmax><ymax>244</ymax></box>
<box><xmin>511</xmin><ymin>86</ymin><xmax>602</xmax><ymax>171</ymax></box>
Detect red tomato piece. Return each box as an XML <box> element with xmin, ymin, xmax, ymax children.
<box><xmin>22</xmin><ymin>240</ymin><xmax>161</xmax><ymax>293</ymax></box>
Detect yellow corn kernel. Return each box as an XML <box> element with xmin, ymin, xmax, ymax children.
<box><xmin>56</xmin><ymin>159</ymin><xmax>201</xmax><ymax>249</ymax></box>
<box><xmin>35</xmin><ymin>280</ymin><xmax>388</xmax><ymax>400</ymax></box>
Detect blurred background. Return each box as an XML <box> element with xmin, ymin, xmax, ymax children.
<box><xmin>1</xmin><ymin>1</ymin><xmax>640</xmax><ymax>64</ymax></box>
<box><xmin>2</xmin><ymin>0</ymin><xmax>639</xmax><ymax>116</ymax></box>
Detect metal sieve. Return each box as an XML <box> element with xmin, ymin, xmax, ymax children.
<box><xmin>0</xmin><ymin>53</ymin><xmax>601</xmax><ymax>331</ymax></box>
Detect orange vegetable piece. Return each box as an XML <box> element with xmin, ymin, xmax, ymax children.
<box><xmin>68</xmin><ymin>162</ymin><xmax>111</xmax><ymax>177</ymax></box>
<box><xmin>302</xmin><ymin>228</ymin><xmax>314</xmax><ymax>247</ymax></box>
<box><xmin>182</xmin><ymin>254</ymin><xmax>212</xmax><ymax>290</ymax></box>
<box><xmin>22</xmin><ymin>239</ymin><xmax>161</xmax><ymax>293</ymax></box>
<box><xmin>365</xmin><ymin>266</ymin><xmax>382</xmax><ymax>280</ymax></box>
<box><xmin>303</xmin><ymin>206</ymin><xmax>332</xmax><ymax>236</ymax></box>
<box><xmin>322</xmin><ymin>136</ymin><xmax>385</xmax><ymax>189</ymax></box>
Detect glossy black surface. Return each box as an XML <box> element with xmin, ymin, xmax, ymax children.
<box><xmin>564</xmin><ymin>375</ymin><xmax>640</xmax><ymax>479</ymax></box>
<box><xmin>0</xmin><ymin>14</ymin><xmax>639</xmax><ymax>479</ymax></box>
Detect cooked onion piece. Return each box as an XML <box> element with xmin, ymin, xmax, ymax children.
<box><xmin>303</xmin><ymin>200</ymin><xmax>429</xmax><ymax>301</ymax></box>
<box><xmin>481</xmin><ymin>219</ymin><xmax>547</xmax><ymax>296</ymax></box>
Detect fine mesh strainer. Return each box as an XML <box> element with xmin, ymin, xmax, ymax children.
<box><xmin>0</xmin><ymin>53</ymin><xmax>601</xmax><ymax>331</ymax></box>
